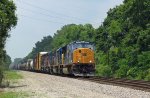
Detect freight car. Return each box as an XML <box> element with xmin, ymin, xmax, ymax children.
<box><xmin>33</xmin><ymin>52</ymin><xmax>48</xmax><ymax>71</ymax></box>
<box><xmin>26</xmin><ymin>59</ymin><xmax>33</xmax><ymax>71</ymax></box>
<box><xmin>25</xmin><ymin>41</ymin><xmax>95</xmax><ymax>76</ymax></box>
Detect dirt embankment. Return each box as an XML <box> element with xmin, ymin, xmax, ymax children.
<box><xmin>4</xmin><ymin>71</ymin><xmax>150</xmax><ymax>98</ymax></box>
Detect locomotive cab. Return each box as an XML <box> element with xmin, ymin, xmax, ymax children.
<box><xmin>70</xmin><ymin>41</ymin><xmax>95</xmax><ymax>76</ymax></box>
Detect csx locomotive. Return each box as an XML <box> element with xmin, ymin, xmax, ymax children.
<box><xmin>23</xmin><ymin>41</ymin><xmax>95</xmax><ymax>76</ymax></box>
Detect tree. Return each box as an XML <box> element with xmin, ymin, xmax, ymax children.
<box><xmin>0</xmin><ymin>0</ymin><xmax>17</xmax><ymax>85</ymax></box>
<box><xmin>25</xmin><ymin>35</ymin><xmax>53</xmax><ymax>60</ymax></box>
<box><xmin>0</xmin><ymin>0</ymin><xmax>17</xmax><ymax>64</ymax></box>
<box><xmin>24</xmin><ymin>0</ymin><xmax>150</xmax><ymax>81</ymax></box>
<box><xmin>26</xmin><ymin>24</ymin><xmax>95</xmax><ymax>60</ymax></box>
<box><xmin>95</xmin><ymin>0</ymin><xmax>150</xmax><ymax>80</ymax></box>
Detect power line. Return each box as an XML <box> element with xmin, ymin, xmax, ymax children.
<box><xmin>19</xmin><ymin>14</ymin><xmax>100</xmax><ymax>28</ymax></box>
<box><xmin>19</xmin><ymin>14</ymin><xmax>65</xmax><ymax>24</ymax></box>
<box><xmin>18</xmin><ymin>6</ymin><xmax>89</xmax><ymax>24</ymax></box>
<box><xmin>16</xmin><ymin>0</ymin><xmax>89</xmax><ymax>22</ymax></box>
<box><xmin>16</xmin><ymin>0</ymin><xmax>100</xmax><ymax>25</ymax></box>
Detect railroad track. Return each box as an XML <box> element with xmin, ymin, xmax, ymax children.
<box><xmin>23</xmin><ymin>70</ymin><xmax>150</xmax><ymax>92</ymax></box>
<box><xmin>77</xmin><ymin>76</ymin><xmax>150</xmax><ymax>92</ymax></box>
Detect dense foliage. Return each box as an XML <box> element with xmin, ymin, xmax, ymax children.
<box><xmin>25</xmin><ymin>0</ymin><xmax>150</xmax><ymax>80</ymax></box>
<box><xmin>25</xmin><ymin>24</ymin><xmax>95</xmax><ymax>60</ymax></box>
<box><xmin>0</xmin><ymin>0</ymin><xmax>17</xmax><ymax>85</ymax></box>
<box><xmin>95</xmin><ymin>0</ymin><xmax>150</xmax><ymax>80</ymax></box>
<box><xmin>25</xmin><ymin>36</ymin><xmax>53</xmax><ymax>60</ymax></box>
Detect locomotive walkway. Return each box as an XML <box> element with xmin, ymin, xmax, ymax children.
<box><xmin>4</xmin><ymin>71</ymin><xmax>150</xmax><ymax>98</ymax></box>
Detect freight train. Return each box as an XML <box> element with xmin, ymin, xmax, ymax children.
<box><xmin>21</xmin><ymin>41</ymin><xmax>95</xmax><ymax>76</ymax></box>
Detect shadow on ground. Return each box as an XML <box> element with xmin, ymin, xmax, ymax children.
<box><xmin>8</xmin><ymin>85</ymin><xmax>27</xmax><ymax>88</ymax></box>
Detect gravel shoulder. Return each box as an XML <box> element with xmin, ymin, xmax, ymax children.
<box><xmin>4</xmin><ymin>71</ymin><xmax>150</xmax><ymax>98</ymax></box>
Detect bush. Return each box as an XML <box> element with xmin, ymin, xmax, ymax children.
<box><xmin>115</xmin><ymin>64</ymin><xmax>129</xmax><ymax>78</ymax></box>
<box><xmin>145</xmin><ymin>69</ymin><xmax>150</xmax><ymax>81</ymax></box>
<box><xmin>127</xmin><ymin>67</ymin><xmax>138</xmax><ymax>79</ymax></box>
<box><xmin>145</xmin><ymin>74</ymin><xmax>150</xmax><ymax>81</ymax></box>
<box><xmin>95</xmin><ymin>51</ymin><xmax>107</xmax><ymax>65</ymax></box>
<box><xmin>96</xmin><ymin>64</ymin><xmax>112</xmax><ymax>77</ymax></box>
<box><xmin>127</xmin><ymin>67</ymin><xmax>147</xmax><ymax>80</ymax></box>
<box><xmin>135</xmin><ymin>70</ymin><xmax>148</xmax><ymax>80</ymax></box>
<box><xmin>114</xmin><ymin>59</ymin><xmax>129</xmax><ymax>78</ymax></box>
<box><xmin>0</xmin><ymin>68</ymin><xmax>4</xmax><ymax>86</ymax></box>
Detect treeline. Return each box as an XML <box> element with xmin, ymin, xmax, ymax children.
<box><xmin>25</xmin><ymin>24</ymin><xmax>95</xmax><ymax>59</ymax></box>
<box><xmin>95</xmin><ymin>0</ymin><xmax>150</xmax><ymax>80</ymax></box>
<box><xmin>0</xmin><ymin>0</ymin><xmax>17</xmax><ymax>85</ymax></box>
<box><xmin>25</xmin><ymin>0</ymin><xmax>150</xmax><ymax>80</ymax></box>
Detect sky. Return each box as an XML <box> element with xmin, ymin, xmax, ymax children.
<box><xmin>6</xmin><ymin>0</ymin><xmax>124</xmax><ymax>61</ymax></box>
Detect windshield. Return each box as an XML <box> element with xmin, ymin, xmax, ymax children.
<box><xmin>73</xmin><ymin>43</ymin><xmax>94</xmax><ymax>50</ymax></box>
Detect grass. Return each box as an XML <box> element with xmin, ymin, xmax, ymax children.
<box><xmin>1</xmin><ymin>70</ymin><xmax>23</xmax><ymax>88</ymax></box>
<box><xmin>0</xmin><ymin>92</ymin><xmax>19</xmax><ymax>98</ymax></box>
<box><xmin>4</xmin><ymin>70</ymin><xmax>23</xmax><ymax>80</ymax></box>
<box><xmin>0</xmin><ymin>92</ymin><xmax>28</xmax><ymax>98</ymax></box>
<box><xmin>0</xmin><ymin>71</ymin><xmax>28</xmax><ymax>98</ymax></box>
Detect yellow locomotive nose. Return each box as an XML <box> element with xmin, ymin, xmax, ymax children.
<box><xmin>73</xmin><ymin>48</ymin><xmax>95</xmax><ymax>64</ymax></box>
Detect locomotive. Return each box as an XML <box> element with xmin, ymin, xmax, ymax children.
<box><xmin>23</xmin><ymin>41</ymin><xmax>95</xmax><ymax>76</ymax></box>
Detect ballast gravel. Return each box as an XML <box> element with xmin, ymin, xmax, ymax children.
<box><xmin>5</xmin><ymin>71</ymin><xmax>150</xmax><ymax>98</ymax></box>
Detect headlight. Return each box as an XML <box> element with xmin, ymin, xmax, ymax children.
<box><xmin>89</xmin><ymin>60</ymin><xmax>92</xmax><ymax>63</ymax></box>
